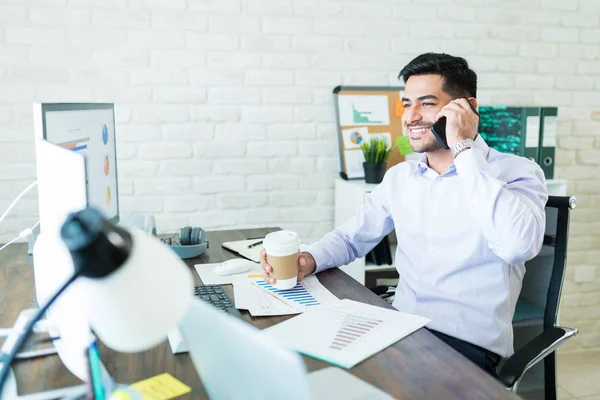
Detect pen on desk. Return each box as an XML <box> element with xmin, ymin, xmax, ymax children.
<box><xmin>247</xmin><ymin>240</ymin><xmax>263</xmax><ymax>249</ymax></box>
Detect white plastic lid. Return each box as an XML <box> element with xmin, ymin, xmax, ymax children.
<box><xmin>263</xmin><ymin>230</ymin><xmax>301</xmax><ymax>257</ymax></box>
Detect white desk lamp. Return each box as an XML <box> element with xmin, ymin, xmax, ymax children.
<box><xmin>0</xmin><ymin>207</ymin><xmax>194</xmax><ymax>394</ymax></box>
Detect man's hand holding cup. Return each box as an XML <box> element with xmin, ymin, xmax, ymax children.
<box><xmin>259</xmin><ymin>230</ymin><xmax>316</xmax><ymax>289</ymax></box>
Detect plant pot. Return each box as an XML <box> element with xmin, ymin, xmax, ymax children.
<box><xmin>363</xmin><ymin>162</ymin><xmax>386</xmax><ymax>184</ymax></box>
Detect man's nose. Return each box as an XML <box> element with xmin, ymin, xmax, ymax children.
<box><xmin>404</xmin><ymin>106</ymin><xmax>422</xmax><ymax>125</ymax></box>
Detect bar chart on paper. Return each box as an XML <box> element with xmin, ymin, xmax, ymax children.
<box><xmin>250</xmin><ymin>275</ymin><xmax>339</xmax><ymax>310</ymax></box>
<box><xmin>263</xmin><ymin>299</ymin><xmax>430</xmax><ymax>369</ymax></box>
<box><xmin>255</xmin><ymin>281</ymin><xmax>320</xmax><ymax>307</ymax></box>
<box><xmin>330</xmin><ymin>311</ymin><xmax>383</xmax><ymax>351</ymax></box>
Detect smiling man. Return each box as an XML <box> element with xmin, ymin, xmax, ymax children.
<box><xmin>261</xmin><ymin>53</ymin><xmax>548</xmax><ymax>376</ymax></box>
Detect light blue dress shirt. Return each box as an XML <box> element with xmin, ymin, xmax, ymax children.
<box><xmin>307</xmin><ymin>136</ymin><xmax>548</xmax><ymax>357</ymax></box>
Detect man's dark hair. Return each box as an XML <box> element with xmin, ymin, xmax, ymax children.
<box><xmin>399</xmin><ymin>53</ymin><xmax>477</xmax><ymax>99</ymax></box>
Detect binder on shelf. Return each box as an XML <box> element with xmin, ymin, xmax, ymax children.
<box><xmin>538</xmin><ymin>107</ymin><xmax>558</xmax><ymax>180</ymax></box>
<box><xmin>478</xmin><ymin>106</ymin><xmax>541</xmax><ymax>162</ymax></box>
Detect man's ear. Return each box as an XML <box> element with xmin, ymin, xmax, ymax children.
<box><xmin>467</xmin><ymin>97</ymin><xmax>478</xmax><ymax>112</ymax></box>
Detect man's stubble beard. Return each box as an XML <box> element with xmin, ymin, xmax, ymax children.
<box><xmin>410</xmin><ymin>134</ymin><xmax>444</xmax><ymax>153</ymax></box>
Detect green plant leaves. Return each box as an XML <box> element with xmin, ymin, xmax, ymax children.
<box><xmin>361</xmin><ymin>136</ymin><xmax>392</xmax><ymax>164</ymax></box>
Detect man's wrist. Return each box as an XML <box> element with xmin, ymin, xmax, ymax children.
<box><xmin>451</xmin><ymin>138</ymin><xmax>475</xmax><ymax>159</ymax></box>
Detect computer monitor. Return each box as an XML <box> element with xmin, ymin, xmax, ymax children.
<box><xmin>34</xmin><ymin>103</ymin><xmax>120</xmax><ymax>223</ymax></box>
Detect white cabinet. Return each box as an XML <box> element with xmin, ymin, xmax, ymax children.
<box><xmin>334</xmin><ymin>178</ymin><xmax>568</xmax><ymax>286</ymax></box>
<box><xmin>334</xmin><ymin>179</ymin><xmax>396</xmax><ymax>285</ymax></box>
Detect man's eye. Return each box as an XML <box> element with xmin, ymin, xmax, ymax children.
<box><xmin>403</xmin><ymin>104</ymin><xmax>411</xmax><ymax>108</ymax></box>
<box><xmin>422</xmin><ymin>102</ymin><xmax>435</xmax><ymax>106</ymax></box>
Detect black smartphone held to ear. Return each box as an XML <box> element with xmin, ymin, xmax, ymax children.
<box><xmin>430</xmin><ymin>100</ymin><xmax>480</xmax><ymax>150</ymax></box>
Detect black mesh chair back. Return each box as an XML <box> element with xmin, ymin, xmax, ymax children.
<box><xmin>501</xmin><ymin>195</ymin><xmax>578</xmax><ymax>398</ymax></box>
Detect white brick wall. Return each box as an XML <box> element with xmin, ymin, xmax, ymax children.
<box><xmin>1</xmin><ymin>0</ymin><xmax>599</xmax><ymax>352</ymax></box>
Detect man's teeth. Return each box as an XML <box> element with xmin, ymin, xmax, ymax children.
<box><xmin>411</xmin><ymin>127</ymin><xmax>428</xmax><ymax>133</ymax></box>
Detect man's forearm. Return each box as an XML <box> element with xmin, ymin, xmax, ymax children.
<box><xmin>306</xmin><ymin>229</ymin><xmax>361</xmax><ymax>274</ymax></box>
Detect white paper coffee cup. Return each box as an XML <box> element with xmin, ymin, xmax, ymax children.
<box><xmin>263</xmin><ymin>230</ymin><xmax>301</xmax><ymax>290</ymax></box>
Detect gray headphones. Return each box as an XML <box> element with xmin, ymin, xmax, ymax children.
<box><xmin>160</xmin><ymin>226</ymin><xmax>209</xmax><ymax>259</ymax></box>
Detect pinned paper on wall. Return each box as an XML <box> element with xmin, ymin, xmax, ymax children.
<box><xmin>395</xmin><ymin>99</ymin><xmax>405</xmax><ymax>118</ymax></box>
<box><xmin>396</xmin><ymin>136</ymin><xmax>413</xmax><ymax>156</ymax></box>
<box><xmin>333</xmin><ymin>86</ymin><xmax>405</xmax><ymax>180</ymax></box>
<box><xmin>344</xmin><ymin>150</ymin><xmax>365</xmax><ymax>179</ymax></box>
<box><xmin>342</xmin><ymin>127</ymin><xmax>370</xmax><ymax>149</ymax></box>
<box><xmin>338</xmin><ymin>95</ymin><xmax>390</xmax><ymax>126</ymax></box>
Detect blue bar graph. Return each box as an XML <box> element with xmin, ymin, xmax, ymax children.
<box><xmin>255</xmin><ymin>280</ymin><xmax>321</xmax><ymax>307</ymax></box>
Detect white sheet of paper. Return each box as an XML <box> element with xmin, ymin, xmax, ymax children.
<box><xmin>263</xmin><ymin>299</ymin><xmax>430</xmax><ymax>369</ymax></box>
<box><xmin>338</xmin><ymin>95</ymin><xmax>390</xmax><ymax>126</ymax></box>
<box><xmin>194</xmin><ymin>261</ymin><xmax>262</xmax><ymax>285</ymax></box>
<box><xmin>233</xmin><ymin>275</ymin><xmax>303</xmax><ymax>316</ymax></box>
<box><xmin>250</xmin><ymin>275</ymin><xmax>340</xmax><ymax>312</ymax></box>
<box><xmin>341</xmin><ymin>127</ymin><xmax>370</xmax><ymax>149</ymax></box>
<box><xmin>344</xmin><ymin>150</ymin><xmax>365</xmax><ymax>179</ymax></box>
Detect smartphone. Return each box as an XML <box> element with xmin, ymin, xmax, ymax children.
<box><xmin>430</xmin><ymin>100</ymin><xmax>480</xmax><ymax>150</ymax></box>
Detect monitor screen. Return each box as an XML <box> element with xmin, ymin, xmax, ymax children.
<box><xmin>37</xmin><ymin>103</ymin><xmax>119</xmax><ymax>223</ymax></box>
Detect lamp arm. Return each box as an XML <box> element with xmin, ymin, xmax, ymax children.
<box><xmin>0</xmin><ymin>268</ymin><xmax>83</xmax><ymax>392</ymax></box>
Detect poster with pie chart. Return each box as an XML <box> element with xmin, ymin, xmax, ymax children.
<box><xmin>342</xmin><ymin>127</ymin><xmax>370</xmax><ymax>150</ymax></box>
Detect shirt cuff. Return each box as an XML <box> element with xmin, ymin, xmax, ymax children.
<box><xmin>453</xmin><ymin>147</ymin><xmax>491</xmax><ymax>177</ymax></box>
<box><xmin>305</xmin><ymin>242</ymin><xmax>330</xmax><ymax>275</ymax></box>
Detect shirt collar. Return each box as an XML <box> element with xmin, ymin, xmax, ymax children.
<box><xmin>415</xmin><ymin>135</ymin><xmax>491</xmax><ymax>175</ymax></box>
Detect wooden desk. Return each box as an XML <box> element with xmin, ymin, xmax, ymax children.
<box><xmin>1</xmin><ymin>228</ymin><xmax>519</xmax><ymax>399</ymax></box>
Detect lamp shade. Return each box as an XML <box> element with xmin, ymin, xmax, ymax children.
<box><xmin>61</xmin><ymin>208</ymin><xmax>194</xmax><ymax>353</ymax></box>
<box><xmin>81</xmin><ymin>230</ymin><xmax>193</xmax><ymax>352</ymax></box>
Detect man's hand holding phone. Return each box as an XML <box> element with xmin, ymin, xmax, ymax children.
<box><xmin>260</xmin><ymin>249</ymin><xmax>316</xmax><ymax>285</ymax></box>
<box><xmin>435</xmin><ymin>98</ymin><xmax>479</xmax><ymax>149</ymax></box>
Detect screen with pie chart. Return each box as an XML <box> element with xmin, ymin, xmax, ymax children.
<box><xmin>40</xmin><ymin>103</ymin><xmax>119</xmax><ymax>222</ymax></box>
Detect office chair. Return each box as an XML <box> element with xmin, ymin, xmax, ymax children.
<box><xmin>497</xmin><ymin>195</ymin><xmax>578</xmax><ymax>398</ymax></box>
<box><xmin>369</xmin><ymin>195</ymin><xmax>578</xmax><ymax>398</ymax></box>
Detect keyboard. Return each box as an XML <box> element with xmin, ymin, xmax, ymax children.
<box><xmin>194</xmin><ymin>285</ymin><xmax>243</xmax><ymax>319</ymax></box>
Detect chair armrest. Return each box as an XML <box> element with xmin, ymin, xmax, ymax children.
<box><xmin>498</xmin><ymin>326</ymin><xmax>578</xmax><ymax>389</ymax></box>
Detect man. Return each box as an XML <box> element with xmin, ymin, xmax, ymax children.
<box><xmin>261</xmin><ymin>53</ymin><xmax>547</xmax><ymax>376</ymax></box>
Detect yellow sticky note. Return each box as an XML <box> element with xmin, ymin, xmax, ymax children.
<box><xmin>130</xmin><ymin>373</ymin><xmax>191</xmax><ymax>400</ymax></box>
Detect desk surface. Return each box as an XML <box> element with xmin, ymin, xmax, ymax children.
<box><xmin>1</xmin><ymin>228</ymin><xmax>519</xmax><ymax>399</ymax></box>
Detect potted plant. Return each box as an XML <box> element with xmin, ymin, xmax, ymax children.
<box><xmin>361</xmin><ymin>136</ymin><xmax>392</xmax><ymax>184</ymax></box>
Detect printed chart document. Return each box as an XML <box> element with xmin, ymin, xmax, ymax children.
<box><xmin>233</xmin><ymin>274</ymin><xmax>303</xmax><ymax>316</ymax></box>
<box><xmin>263</xmin><ymin>299</ymin><xmax>430</xmax><ymax>369</ymax></box>
<box><xmin>337</xmin><ymin>95</ymin><xmax>390</xmax><ymax>126</ymax></box>
<box><xmin>250</xmin><ymin>275</ymin><xmax>340</xmax><ymax>312</ymax></box>
<box><xmin>233</xmin><ymin>275</ymin><xmax>339</xmax><ymax>317</ymax></box>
